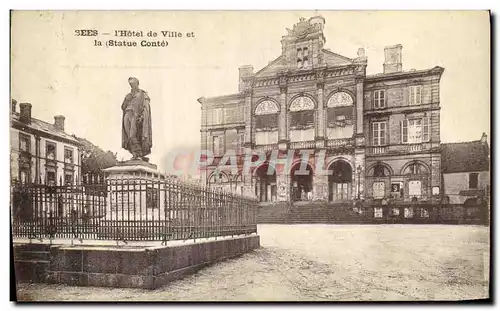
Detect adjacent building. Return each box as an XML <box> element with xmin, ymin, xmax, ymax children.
<box><xmin>10</xmin><ymin>99</ymin><xmax>82</xmax><ymax>186</ymax></box>
<box><xmin>441</xmin><ymin>133</ymin><xmax>490</xmax><ymax>205</ymax></box>
<box><xmin>198</xmin><ymin>16</ymin><xmax>444</xmax><ymax>209</ymax></box>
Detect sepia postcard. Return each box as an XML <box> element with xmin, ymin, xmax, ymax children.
<box><xmin>10</xmin><ymin>10</ymin><xmax>490</xmax><ymax>302</ymax></box>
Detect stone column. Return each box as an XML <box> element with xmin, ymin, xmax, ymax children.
<box><xmin>242</xmin><ymin>89</ymin><xmax>255</xmax><ymax>198</ymax></box>
<box><xmin>316</xmin><ymin>74</ymin><xmax>325</xmax><ymax>139</ymax></box>
<box><xmin>277</xmin><ymin>172</ymin><xmax>289</xmax><ymax>202</ymax></box>
<box><xmin>279</xmin><ymin>85</ymin><xmax>288</xmax><ymax>142</ymax></box>
<box><xmin>243</xmin><ymin>89</ymin><xmax>253</xmax><ymax>145</ymax></box>
<box><xmin>278</xmin><ymin>74</ymin><xmax>289</xmax><ymax>150</ymax></box>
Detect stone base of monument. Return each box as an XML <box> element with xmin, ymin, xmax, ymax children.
<box><xmin>14</xmin><ymin>235</ymin><xmax>261</xmax><ymax>289</ymax></box>
<box><xmin>101</xmin><ymin>159</ymin><xmax>167</xmax><ymax>238</ymax></box>
<box><xmin>103</xmin><ymin>159</ymin><xmax>161</xmax><ymax>178</ymax></box>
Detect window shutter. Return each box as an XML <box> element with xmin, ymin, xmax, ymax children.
<box><xmin>373</xmin><ymin>91</ymin><xmax>378</xmax><ymax>109</ymax></box>
<box><xmin>423</xmin><ymin>116</ymin><xmax>430</xmax><ymax>142</ymax></box>
<box><xmin>401</xmin><ymin>119</ymin><xmax>408</xmax><ymax>143</ymax></box>
<box><xmin>408</xmin><ymin>87</ymin><xmax>413</xmax><ymax>105</ymax></box>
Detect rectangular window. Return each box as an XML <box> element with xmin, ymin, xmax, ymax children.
<box><xmin>373</xmin><ymin>90</ymin><xmax>386</xmax><ymax>109</ymax></box>
<box><xmin>64</xmin><ymin>147</ymin><xmax>74</xmax><ymax>163</ymax></box>
<box><xmin>372</xmin><ymin>121</ymin><xmax>387</xmax><ymax>146</ymax></box>
<box><xmin>212</xmin><ymin>135</ymin><xmax>224</xmax><ymax>156</ymax></box>
<box><xmin>212</xmin><ymin>108</ymin><xmax>224</xmax><ymax>125</ymax></box>
<box><xmin>374</xmin><ymin>207</ymin><xmax>383</xmax><ymax>218</ymax></box>
<box><xmin>402</xmin><ymin>117</ymin><xmax>430</xmax><ymax>144</ymax></box>
<box><xmin>46</xmin><ymin>170</ymin><xmax>56</xmax><ymax>186</ymax></box>
<box><xmin>46</xmin><ymin>141</ymin><xmax>56</xmax><ymax>160</ymax></box>
<box><xmin>64</xmin><ymin>172</ymin><xmax>74</xmax><ymax>185</ymax></box>
<box><xmin>297</xmin><ymin>47</ymin><xmax>308</xmax><ymax>68</ymax></box>
<box><xmin>469</xmin><ymin>173</ymin><xmax>479</xmax><ymax>189</ymax></box>
<box><xmin>409</xmin><ymin>85</ymin><xmax>422</xmax><ymax>105</ymax></box>
<box><xmin>19</xmin><ymin>133</ymin><xmax>30</xmax><ymax>153</ymax></box>
<box><xmin>290</xmin><ymin>111</ymin><xmax>314</xmax><ymax>127</ymax></box>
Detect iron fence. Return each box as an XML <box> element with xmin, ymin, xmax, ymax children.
<box><xmin>11</xmin><ymin>175</ymin><xmax>259</xmax><ymax>242</ymax></box>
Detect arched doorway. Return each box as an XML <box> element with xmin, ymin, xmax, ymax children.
<box><xmin>254</xmin><ymin>163</ymin><xmax>277</xmax><ymax>202</ymax></box>
<box><xmin>290</xmin><ymin>162</ymin><xmax>314</xmax><ymax>202</ymax></box>
<box><xmin>328</xmin><ymin>160</ymin><xmax>352</xmax><ymax>202</ymax></box>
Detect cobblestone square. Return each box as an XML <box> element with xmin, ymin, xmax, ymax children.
<box><xmin>16</xmin><ymin>224</ymin><xmax>489</xmax><ymax>301</ymax></box>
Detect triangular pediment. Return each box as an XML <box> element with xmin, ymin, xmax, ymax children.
<box><xmin>321</xmin><ymin>49</ymin><xmax>353</xmax><ymax>66</ymax></box>
<box><xmin>254</xmin><ymin>56</ymin><xmax>288</xmax><ymax>78</ymax></box>
<box><xmin>254</xmin><ymin>50</ymin><xmax>354</xmax><ymax>78</ymax></box>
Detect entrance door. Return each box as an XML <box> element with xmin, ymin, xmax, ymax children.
<box><xmin>332</xmin><ymin>182</ymin><xmax>350</xmax><ymax>201</ymax></box>
<box><xmin>290</xmin><ymin>162</ymin><xmax>314</xmax><ymax>202</ymax></box>
<box><xmin>328</xmin><ymin>161</ymin><xmax>353</xmax><ymax>202</ymax></box>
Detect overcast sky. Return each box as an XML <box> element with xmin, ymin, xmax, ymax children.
<box><xmin>11</xmin><ymin>11</ymin><xmax>490</xmax><ymax>171</ymax></box>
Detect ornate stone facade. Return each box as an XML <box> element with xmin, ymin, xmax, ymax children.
<box><xmin>198</xmin><ymin>16</ymin><xmax>444</xmax><ymax>207</ymax></box>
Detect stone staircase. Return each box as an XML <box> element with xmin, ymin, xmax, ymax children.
<box><xmin>257</xmin><ymin>201</ymin><xmax>369</xmax><ymax>224</ymax></box>
<box><xmin>13</xmin><ymin>243</ymin><xmax>52</xmax><ymax>283</ymax></box>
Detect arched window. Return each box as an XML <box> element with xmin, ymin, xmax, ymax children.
<box><xmin>373</xmin><ymin>165</ymin><xmax>387</xmax><ymax>177</ymax></box>
<box><xmin>327</xmin><ymin>92</ymin><xmax>354</xmax><ymax>127</ymax></box>
<box><xmin>255</xmin><ymin>100</ymin><xmax>279</xmax><ymax>130</ymax></box>
<box><xmin>255</xmin><ymin>100</ymin><xmax>279</xmax><ymax>145</ymax></box>
<box><xmin>290</xmin><ymin>96</ymin><xmax>315</xmax><ymax>112</ymax></box>
<box><xmin>255</xmin><ymin>100</ymin><xmax>279</xmax><ymax>115</ymax></box>
<box><xmin>403</xmin><ymin>162</ymin><xmax>428</xmax><ymax>175</ymax></box>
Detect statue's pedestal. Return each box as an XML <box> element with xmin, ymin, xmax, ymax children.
<box><xmin>102</xmin><ymin>160</ymin><xmax>166</xmax><ymax>221</ymax></box>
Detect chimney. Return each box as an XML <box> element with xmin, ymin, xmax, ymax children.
<box><xmin>481</xmin><ymin>132</ymin><xmax>488</xmax><ymax>144</ymax></box>
<box><xmin>238</xmin><ymin>65</ymin><xmax>254</xmax><ymax>92</ymax></box>
<box><xmin>383</xmin><ymin>44</ymin><xmax>403</xmax><ymax>74</ymax></box>
<box><xmin>11</xmin><ymin>99</ymin><xmax>17</xmax><ymax>114</ymax></box>
<box><xmin>19</xmin><ymin>102</ymin><xmax>32</xmax><ymax>124</ymax></box>
<box><xmin>54</xmin><ymin>115</ymin><xmax>65</xmax><ymax>131</ymax></box>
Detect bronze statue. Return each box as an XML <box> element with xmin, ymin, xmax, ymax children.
<box><xmin>121</xmin><ymin>77</ymin><xmax>152</xmax><ymax>160</ymax></box>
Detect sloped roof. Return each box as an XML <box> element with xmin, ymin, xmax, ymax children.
<box><xmin>441</xmin><ymin>140</ymin><xmax>489</xmax><ymax>173</ymax></box>
<box><xmin>254</xmin><ymin>55</ymin><xmax>287</xmax><ymax>78</ymax></box>
<box><xmin>321</xmin><ymin>49</ymin><xmax>354</xmax><ymax>66</ymax></box>
<box><xmin>11</xmin><ymin>112</ymin><xmax>80</xmax><ymax>145</ymax></box>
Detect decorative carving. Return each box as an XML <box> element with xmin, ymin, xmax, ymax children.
<box><xmin>287</xmin><ymin>17</ymin><xmax>316</xmax><ymax>39</ymax></box>
<box><xmin>279</xmin><ymin>85</ymin><xmax>287</xmax><ymax>94</ymax></box>
<box><xmin>315</xmin><ymin>69</ymin><xmax>325</xmax><ymax>80</ymax></box>
<box><xmin>243</xmin><ymin>88</ymin><xmax>253</xmax><ymax>97</ymax></box>
<box><xmin>327</xmin><ymin>91</ymin><xmax>354</xmax><ymax>107</ymax></box>
<box><xmin>357</xmin><ymin>48</ymin><xmax>365</xmax><ymax>58</ymax></box>
<box><xmin>290</xmin><ymin>96</ymin><xmax>315</xmax><ymax>111</ymax></box>
<box><xmin>255</xmin><ymin>100</ymin><xmax>279</xmax><ymax>115</ymax></box>
<box><xmin>355</xmin><ymin>75</ymin><xmax>365</xmax><ymax>84</ymax></box>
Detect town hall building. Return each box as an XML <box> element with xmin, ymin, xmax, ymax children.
<box><xmin>198</xmin><ymin>16</ymin><xmax>444</xmax><ymax>209</ymax></box>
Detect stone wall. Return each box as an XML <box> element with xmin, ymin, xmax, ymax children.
<box><xmin>14</xmin><ymin>235</ymin><xmax>260</xmax><ymax>289</ymax></box>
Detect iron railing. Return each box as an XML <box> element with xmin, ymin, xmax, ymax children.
<box><xmin>11</xmin><ymin>175</ymin><xmax>258</xmax><ymax>243</ymax></box>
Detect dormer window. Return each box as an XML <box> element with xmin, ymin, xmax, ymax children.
<box><xmin>297</xmin><ymin>47</ymin><xmax>309</xmax><ymax>68</ymax></box>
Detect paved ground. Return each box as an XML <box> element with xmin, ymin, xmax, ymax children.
<box><xmin>15</xmin><ymin>224</ymin><xmax>490</xmax><ymax>301</ymax></box>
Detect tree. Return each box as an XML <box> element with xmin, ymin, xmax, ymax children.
<box><xmin>73</xmin><ymin>135</ymin><xmax>118</xmax><ymax>175</ymax></box>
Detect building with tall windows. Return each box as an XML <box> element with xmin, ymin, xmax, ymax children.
<box><xmin>198</xmin><ymin>16</ymin><xmax>444</xmax><ymax>209</ymax></box>
<box><xmin>10</xmin><ymin>99</ymin><xmax>82</xmax><ymax>186</ymax></box>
